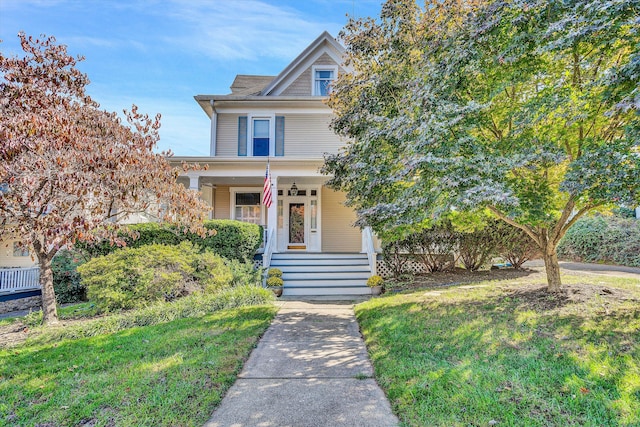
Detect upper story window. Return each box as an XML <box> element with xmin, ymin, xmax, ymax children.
<box><xmin>238</xmin><ymin>115</ymin><xmax>285</xmax><ymax>157</ymax></box>
<box><xmin>313</xmin><ymin>65</ymin><xmax>337</xmax><ymax>96</ymax></box>
<box><xmin>253</xmin><ymin>119</ymin><xmax>270</xmax><ymax>156</ymax></box>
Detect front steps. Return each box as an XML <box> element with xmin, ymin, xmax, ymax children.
<box><xmin>269</xmin><ymin>253</ymin><xmax>372</xmax><ymax>296</ymax></box>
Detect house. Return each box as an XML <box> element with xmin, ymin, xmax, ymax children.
<box><xmin>171</xmin><ymin>32</ymin><xmax>378</xmax><ymax>296</ymax></box>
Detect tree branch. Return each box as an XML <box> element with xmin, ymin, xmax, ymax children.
<box><xmin>551</xmin><ymin>195</ymin><xmax>576</xmax><ymax>242</ymax></box>
<box><xmin>487</xmin><ymin>205</ymin><xmax>541</xmax><ymax>247</ymax></box>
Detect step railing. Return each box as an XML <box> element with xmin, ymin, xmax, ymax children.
<box><xmin>262</xmin><ymin>227</ymin><xmax>275</xmax><ymax>270</ymax></box>
<box><xmin>361</xmin><ymin>227</ymin><xmax>377</xmax><ymax>276</ymax></box>
<box><xmin>0</xmin><ymin>267</ymin><xmax>41</xmax><ymax>294</ymax></box>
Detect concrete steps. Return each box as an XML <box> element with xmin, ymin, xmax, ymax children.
<box><xmin>269</xmin><ymin>253</ymin><xmax>372</xmax><ymax>296</ymax></box>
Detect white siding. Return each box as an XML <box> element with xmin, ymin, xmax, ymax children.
<box><xmin>215</xmin><ymin>113</ymin><xmax>342</xmax><ymax>158</ymax></box>
<box><xmin>216</xmin><ymin>113</ymin><xmax>242</xmax><ymax>157</ymax></box>
<box><xmin>284</xmin><ymin>114</ymin><xmax>342</xmax><ymax>157</ymax></box>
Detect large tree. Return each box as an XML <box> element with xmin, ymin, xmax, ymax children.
<box><xmin>0</xmin><ymin>33</ymin><xmax>209</xmax><ymax>324</ymax></box>
<box><xmin>324</xmin><ymin>0</ymin><xmax>640</xmax><ymax>291</ymax></box>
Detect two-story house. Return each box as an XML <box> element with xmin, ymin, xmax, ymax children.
<box><xmin>172</xmin><ymin>32</ymin><xmax>377</xmax><ymax>296</ymax></box>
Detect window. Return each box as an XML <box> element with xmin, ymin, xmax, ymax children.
<box><xmin>313</xmin><ymin>66</ymin><xmax>337</xmax><ymax>96</ymax></box>
<box><xmin>234</xmin><ymin>192</ymin><xmax>262</xmax><ymax>224</ymax></box>
<box><xmin>253</xmin><ymin>119</ymin><xmax>270</xmax><ymax>156</ymax></box>
<box><xmin>13</xmin><ymin>242</ymin><xmax>29</xmax><ymax>257</ymax></box>
<box><xmin>238</xmin><ymin>116</ymin><xmax>285</xmax><ymax>157</ymax></box>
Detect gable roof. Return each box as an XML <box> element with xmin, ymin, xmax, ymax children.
<box><xmin>229</xmin><ymin>75</ymin><xmax>276</xmax><ymax>95</ymax></box>
<box><xmin>260</xmin><ymin>31</ymin><xmax>345</xmax><ymax>96</ymax></box>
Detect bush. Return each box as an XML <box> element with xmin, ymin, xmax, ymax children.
<box><xmin>558</xmin><ymin>215</ymin><xmax>640</xmax><ymax>267</ymax></box>
<box><xmin>51</xmin><ymin>250</ymin><xmax>86</xmax><ymax>303</ymax></box>
<box><xmin>490</xmin><ymin>221</ymin><xmax>540</xmax><ymax>269</ymax></box>
<box><xmin>266</xmin><ymin>276</ymin><xmax>284</xmax><ymax>287</ymax></box>
<box><xmin>381</xmin><ymin>241</ymin><xmax>412</xmax><ymax>277</ymax></box>
<box><xmin>226</xmin><ymin>258</ymin><xmax>262</xmax><ymax>287</ymax></box>
<box><xmin>458</xmin><ymin>224</ymin><xmax>499</xmax><ymax>271</ymax></box>
<box><xmin>199</xmin><ymin>220</ymin><xmax>263</xmax><ymax>262</ymax></box>
<box><xmin>367</xmin><ymin>275</ymin><xmax>384</xmax><ymax>287</ymax></box>
<box><xmin>77</xmin><ymin>220</ymin><xmax>263</xmax><ymax>262</ymax></box>
<box><xmin>407</xmin><ymin>224</ymin><xmax>458</xmax><ymax>272</ymax></box>
<box><xmin>267</xmin><ymin>268</ymin><xmax>283</xmax><ymax>278</ymax></box>
<box><xmin>78</xmin><ymin>242</ymin><xmax>233</xmax><ymax>312</ymax></box>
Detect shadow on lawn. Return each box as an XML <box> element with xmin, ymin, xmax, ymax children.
<box><xmin>358</xmin><ymin>286</ymin><xmax>640</xmax><ymax>426</ymax></box>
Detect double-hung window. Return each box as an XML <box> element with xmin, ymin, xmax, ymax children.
<box><xmin>313</xmin><ymin>66</ymin><xmax>337</xmax><ymax>96</ymax></box>
<box><xmin>238</xmin><ymin>115</ymin><xmax>285</xmax><ymax>157</ymax></box>
<box><xmin>234</xmin><ymin>192</ymin><xmax>262</xmax><ymax>224</ymax></box>
<box><xmin>252</xmin><ymin>119</ymin><xmax>270</xmax><ymax>156</ymax></box>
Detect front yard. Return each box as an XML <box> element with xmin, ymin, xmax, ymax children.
<box><xmin>0</xmin><ymin>304</ymin><xmax>277</xmax><ymax>426</ymax></box>
<box><xmin>357</xmin><ymin>271</ymin><xmax>640</xmax><ymax>426</ymax></box>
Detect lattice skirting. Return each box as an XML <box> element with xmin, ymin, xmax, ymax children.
<box><xmin>376</xmin><ymin>259</ymin><xmax>428</xmax><ymax>278</ymax></box>
<box><xmin>252</xmin><ymin>259</ymin><xmax>263</xmax><ymax>270</ymax></box>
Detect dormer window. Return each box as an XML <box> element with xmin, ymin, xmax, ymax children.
<box><xmin>313</xmin><ymin>65</ymin><xmax>337</xmax><ymax>96</ymax></box>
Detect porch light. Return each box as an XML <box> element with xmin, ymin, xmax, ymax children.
<box><xmin>290</xmin><ymin>182</ymin><xmax>298</xmax><ymax>196</ymax></box>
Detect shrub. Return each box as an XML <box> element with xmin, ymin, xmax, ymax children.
<box><xmin>51</xmin><ymin>250</ymin><xmax>86</xmax><ymax>303</ymax></box>
<box><xmin>77</xmin><ymin>220</ymin><xmax>263</xmax><ymax>262</ymax></box>
<box><xmin>367</xmin><ymin>275</ymin><xmax>384</xmax><ymax>287</ymax></box>
<box><xmin>493</xmin><ymin>221</ymin><xmax>540</xmax><ymax>269</ymax></box>
<box><xmin>407</xmin><ymin>224</ymin><xmax>458</xmax><ymax>272</ymax></box>
<box><xmin>558</xmin><ymin>215</ymin><xmax>640</xmax><ymax>267</ymax></box>
<box><xmin>198</xmin><ymin>220</ymin><xmax>263</xmax><ymax>262</ymax></box>
<box><xmin>267</xmin><ymin>268</ymin><xmax>283</xmax><ymax>278</ymax></box>
<box><xmin>381</xmin><ymin>241</ymin><xmax>411</xmax><ymax>277</ymax></box>
<box><xmin>458</xmin><ymin>225</ymin><xmax>499</xmax><ymax>271</ymax></box>
<box><xmin>226</xmin><ymin>258</ymin><xmax>262</xmax><ymax>287</ymax></box>
<box><xmin>266</xmin><ymin>276</ymin><xmax>284</xmax><ymax>287</ymax></box>
<box><xmin>78</xmin><ymin>242</ymin><xmax>233</xmax><ymax>312</ymax></box>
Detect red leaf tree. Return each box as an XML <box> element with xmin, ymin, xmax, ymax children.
<box><xmin>0</xmin><ymin>33</ymin><xmax>209</xmax><ymax>325</ymax></box>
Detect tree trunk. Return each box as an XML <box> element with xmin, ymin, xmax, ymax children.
<box><xmin>37</xmin><ymin>253</ymin><xmax>59</xmax><ymax>325</ymax></box>
<box><xmin>543</xmin><ymin>248</ymin><xmax>562</xmax><ymax>293</ymax></box>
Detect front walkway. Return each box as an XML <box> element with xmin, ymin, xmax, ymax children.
<box><xmin>204</xmin><ymin>298</ymin><xmax>399</xmax><ymax>427</ymax></box>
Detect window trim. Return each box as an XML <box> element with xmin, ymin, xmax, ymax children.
<box><xmin>247</xmin><ymin>114</ymin><xmax>276</xmax><ymax>157</ymax></box>
<box><xmin>312</xmin><ymin>65</ymin><xmax>338</xmax><ymax>96</ymax></box>
<box><xmin>229</xmin><ymin>187</ymin><xmax>265</xmax><ymax>225</ymax></box>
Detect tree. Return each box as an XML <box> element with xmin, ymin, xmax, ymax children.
<box><xmin>324</xmin><ymin>0</ymin><xmax>640</xmax><ymax>292</ymax></box>
<box><xmin>0</xmin><ymin>33</ymin><xmax>210</xmax><ymax>324</ymax></box>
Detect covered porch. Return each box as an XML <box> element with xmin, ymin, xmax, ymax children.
<box><xmin>177</xmin><ymin>158</ymin><xmax>379</xmax><ymax>284</ymax></box>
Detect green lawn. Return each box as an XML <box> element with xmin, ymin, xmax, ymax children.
<box><xmin>356</xmin><ymin>273</ymin><xmax>640</xmax><ymax>427</ymax></box>
<box><xmin>0</xmin><ymin>305</ymin><xmax>277</xmax><ymax>426</ymax></box>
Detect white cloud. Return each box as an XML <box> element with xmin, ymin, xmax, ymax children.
<box><xmin>160</xmin><ymin>0</ymin><xmax>342</xmax><ymax>61</ymax></box>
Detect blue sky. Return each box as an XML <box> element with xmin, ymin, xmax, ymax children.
<box><xmin>0</xmin><ymin>0</ymin><xmax>382</xmax><ymax>155</ymax></box>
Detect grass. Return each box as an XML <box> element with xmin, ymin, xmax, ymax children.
<box><xmin>0</xmin><ymin>304</ymin><xmax>277</xmax><ymax>426</ymax></box>
<box><xmin>356</xmin><ymin>272</ymin><xmax>640</xmax><ymax>426</ymax></box>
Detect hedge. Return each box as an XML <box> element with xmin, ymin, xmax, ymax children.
<box><xmin>77</xmin><ymin>220</ymin><xmax>263</xmax><ymax>262</ymax></box>
<box><xmin>558</xmin><ymin>215</ymin><xmax>640</xmax><ymax>267</ymax></box>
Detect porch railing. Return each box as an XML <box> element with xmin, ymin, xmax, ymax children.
<box><xmin>362</xmin><ymin>227</ymin><xmax>377</xmax><ymax>276</ymax></box>
<box><xmin>262</xmin><ymin>227</ymin><xmax>276</xmax><ymax>271</ymax></box>
<box><xmin>0</xmin><ymin>267</ymin><xmax>41</xmax><ymax>294</ymax></box>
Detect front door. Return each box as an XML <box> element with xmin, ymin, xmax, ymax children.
<box><xmin>288</xmin><ymin>202</ymin><xmax>306</xmax><ymax>249</ymax></box>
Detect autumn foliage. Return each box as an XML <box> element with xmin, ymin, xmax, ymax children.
<box><xmin>0</xmin><ymin>33</ymin><xmax>209</xmax><ymax>324</ymax></box>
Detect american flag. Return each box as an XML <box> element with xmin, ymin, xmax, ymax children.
<box><xmin>263</xmin><ymin>162</ymin><xmax>273</xmax><ymax>208</ymax></box>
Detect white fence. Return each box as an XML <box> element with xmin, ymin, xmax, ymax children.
<box><xmin>0</xmin><ymin>267</ymin><xmax>41</xmax><ymax>294</ymax></box>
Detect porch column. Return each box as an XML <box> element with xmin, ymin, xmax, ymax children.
<box><xmin>188</xmin><ymin>174</ymin><xmax>200</xmax><ymax>190</ymax></box>
<box><xmin>267</xmin><ymin>175</ymin><xmax>278</xmax><ymax>251</ymax></box>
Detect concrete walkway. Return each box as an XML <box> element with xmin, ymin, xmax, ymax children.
<box><xmin>204</xmin><ymin>299</ymin><xmax>399</xmax><ymax>427</ymax></box>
